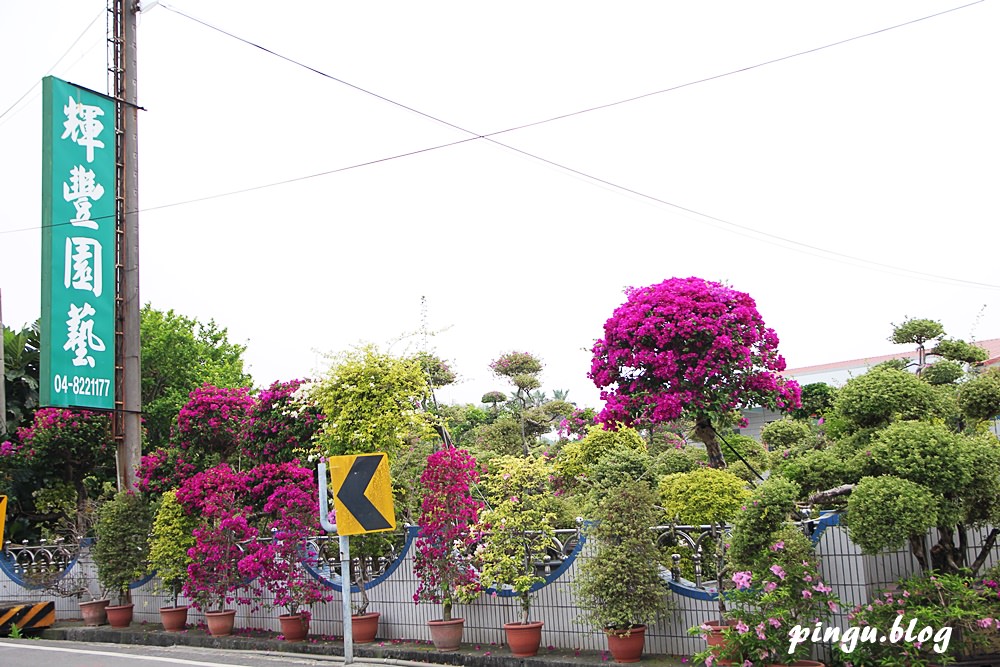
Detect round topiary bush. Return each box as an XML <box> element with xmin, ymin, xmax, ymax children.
<box><xmin>844</xmin><ymin>475</ymin><xmax>939</xmax><ymax>554</ymax></box>
<box><xmin>658</xmin><ymin>467</ymin><xmax>749</xmax><ymax>526</ymax></box>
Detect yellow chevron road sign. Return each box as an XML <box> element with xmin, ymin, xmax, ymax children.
<box><xmin>328</xmin><ymin>453</ymin><xmax>395</xmax><ymax>536</ymax></box>
<box><xmin>0</xmin><ymin>495</ymin><xmax>6</xmax><ymax>543</ymax></box>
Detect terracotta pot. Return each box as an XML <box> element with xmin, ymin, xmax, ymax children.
<box><xmin>427</xmin><ymin>617</ymin><xmax>464</xmax><ymax>651</ymax></box>
<box><xmin>352</xmin><ymin>612</ymin><xmax>380</xmax><ymax>644</ymax></box>
<box><xmin>106</xmin><ymin>603</ymin><xmax>134</xmax><ymax>629</ymax></box>
<box><xmin>205</xmin><ymin>609</ymin><xmax>237</xmax><ymax>637</ymax></box>
<box><xmin>159</xmin><ymin>605</ymin><xmax>189</xmax><ymax>632</ymax></box>
<box><xmin>504</xmin><ymin>620</ymin><xmax>544</xmax><ymax>657</ymax></box>
<box><xmin>79</xmin><ymin>599</ymin><xmax>110</xmax><ymax>626</ymax></box>
<box><xmin>279</xmin><ymin>613</ymin><xmax>309</xmax><ymax>642</ymax></box>
<box><xmin>605</xmin><ymin>624</ymin><xmax>646</xmax><ymax>664</ymax></box>
<box><xmin>703</xmin><ymin>619</ymin><xmax>736</xmax><ymax>666</ymax></box>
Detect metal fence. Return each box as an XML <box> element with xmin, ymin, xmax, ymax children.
<box><xmin>3</xmin><ymin>516</ymin><xmax>998</xmax><ymax>659</ymax></box>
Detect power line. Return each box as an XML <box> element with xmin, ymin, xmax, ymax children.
<box><xmin>151</xmin><ymin>0</ymin><xmax>1000</xmax><ymax>291</ymax></box>
<box><xmin>0</xmin><ymin>9</ymin><xmax>105</xmax><ymax>123</ymax></box>
<box><xmin>5</xmin><ymin>2</ymin><xmax>996</xmax><ymax>292</ymax></box>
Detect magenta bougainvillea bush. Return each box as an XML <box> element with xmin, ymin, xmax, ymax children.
<box><xmin>138</xmin><ymin>380</ymin><xmax>320</xmax><ymax>496</ymax></box>
<box><xmin>590</xmin><ymin>277</ymin><xmax>800</xmax><ymax>467</ymax></box>
<box><xmin>175</xmin><ymin>384</ymin><xmax>254</xmax><ymax>460</ymax></box>
<box><xmin>242</xmin><ymin>379</ymin><xmax>324</xmax><ymax>462</ymax></box>
<box><xmin>413</xmin><ymin>448</ymin><xmax>483</xmax><ymax>621</ymax></box>
<box><xmin>175</xmin><ymin>461</ymin><xmax>329</xmax><ymax>615</ymax></box>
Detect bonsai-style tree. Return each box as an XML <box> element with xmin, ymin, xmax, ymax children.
<box><xmin>590</xmin><ymin>277</ymin><xmax>800</xmax><ymax>468</ymax></box>
<box><xmin>477</xmin><ymin>455</ymin><xmax>557</xmax><ymax>625</ymax></box>
<box><xmin>413</xmin><ymin>448</ymin><xmax>483</xmax><ymax>621</ymax></box>
<box><xmin>490</xmin><ymin>351</ymin><xmax>544</xmax><ymax>455</ymax></box>
<box><xmin>93</xmin><ymin>490</ymin><xmax>153</xmax><ymax>606</ymax></box>
<box><xmin>147</xmin><ymin>489</ymin><xmax>196</xmax><ymax>608</ymax></box>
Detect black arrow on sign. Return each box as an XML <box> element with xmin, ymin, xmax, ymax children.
<box><xmin>337</xmin><ymin>455</ymin><xmax>392</xmax><ymax>531</ymax></box>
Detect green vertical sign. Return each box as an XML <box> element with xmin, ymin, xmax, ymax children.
<box><xmin>40</xmin><ymin>76</ymin><xmax>116</xmax><ymax>410</ymax></box>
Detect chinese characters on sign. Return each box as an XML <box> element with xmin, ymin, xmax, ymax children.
<box><xmin>40</xmin><ymin>77</ymin><xmax>116</xmax><ymax>409</ymax></box>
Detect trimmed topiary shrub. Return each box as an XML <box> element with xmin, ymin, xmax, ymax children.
<box><xmin>844</xmin><ymin>475</ymin><xmax>939</xmax><ymax>554</ymax></box>
<box><xmin>658</xmin><ymin>468</ymin><xmax>749</xmax><ymax>526</ymax></box>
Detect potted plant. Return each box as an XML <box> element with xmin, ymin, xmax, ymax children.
<box><xmin>690</xmin><ymin>475</ymin><xmax>801</xmax><ymax>662</ymax></box>
<box><xmin>348</xmin><ymin>531</ymin><xmax>399</xmax><ymax>643</ymax></box>
<box><xmin>413</xmin><ymin>447</ymin><xmax>483</xmax><ymax>651</ymax></box>
<box><xmin>693</xmin><ymin>526</ymin><xmax>836</xmax><ymax>667</ymax></box>
<box><xmin>239</xmin><ymin>479</ymin><xmax>332</xmax><ymax>642</ymax></box>
<box><xmin>477</xmin><ymin>454</ymin><xmax>557</xmax><ymax>657</ymax></box>
<box><xmin>176</xmin><ymin>464</ymin><xmax>260</xmax><ymax>637</ymax></box>
<box><xmin>93</xmin><ymin>490</ymin><xmax>153</xmax><ymax>628</ymax></box>
<box><xmin>575</xmin><ymin>479</ymin><xmax>670</xmax><ymax>663</ymax></box>
<box><xmin>147</xmin><ymin>490</ymin><xmax>196</xmax><ymax>631</ymax></box>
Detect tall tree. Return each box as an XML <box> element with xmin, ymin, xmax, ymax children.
<box><xmin>141</xmin><ymin>305</ymin><xmax>251</xmax><ymax>448</ymax></box>
<box><xmin>590</xmin><ymin>277</ymin><xmax>800</xmax><ymax>468</ymax></box>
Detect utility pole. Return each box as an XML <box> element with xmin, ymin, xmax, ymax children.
<box><xmin>110</xmin><ymin>0</ymin><xmax>141</xmax><ymax>490</ymax></box>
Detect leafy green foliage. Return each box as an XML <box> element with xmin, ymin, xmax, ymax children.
<box><xmin>760</xmin><ymin>419</ymin><xmax>813</xmax><ymax>451</ymax></box>
<box><xmin>933</xmin><ymin>338</ymin><xmax>989</xmax><ymax>364</ymax></box>
<box><xmin>774</xmin><ymin>447</ymin><xmax>858</xmax><ymax>498</ymax></box>
<box><xmin>959</xmin><ymin>368</ymin><xmax>1000</xmax><ymax>423</ymax></box>
<box><xmin>844</xmin><ymin>476</ymin><xmax>938</xmax><ymax>554</ymax></box>
<box><xmin>921</xmin><ymin>359</ymin><xmax>965</xmax><ymax>385</ymax></box>
<box><xmin>589</xmin><ymin>447</ymin><xmax>655</xmax><ymax>494</ymax></box>
<box><xmin>575</xmin><ymin>480</ymin><xmax>670</xmax><ymax>631</ymax></box>
<box><xmin>860</xmin><ymin>421</ymin><xmax>969</xmax><ymax>500</ymax></box>
<box><xmin>834</xmin><ymin>365</ymin><xmax>939</xmax><ymax>430</ymax></box>
<box><xmin>578</xmin><ymin>425</ymin><xmax>646</xmax><ymax>465</ymax></box>
<box><xmin>835</xmin><ymin>572</ymin><xmax>1000</xmax><ymax>664</ymax></box>
<box><xmin>890</xmin><ymin>318</ymin><xmax>944</xmax><ymax>346</ymax></box>
<box><xmin>718</xmin><ymin>434</ymin><xmax>769</xmax><ymax>482</ymax></box>
<box><xmin>311</xmin><ymin>344</ymin><xmax>434</xmax><ymax>457</ymax></box>
<box><xmin>651</xmin><ymin>447</ymin><xmax>706</xmax><ymax>475</ymax></box>
<box><xmin>790</xmin><ymin>382</ymin><xmax>837</xmax><ymax>420</ymax></box>
<box><xmin>477</xmin><ymin>455</ymin><xmax>557</xmax><ymax>623</ymax></box>
<box><xmin>2</xmin><ymin>320</ymin><xmax>40</xmax><ymax>433</ymax></box>
<box><xmin>658</xmin><ymin>467</ymin><xmax>749</xmax><ymax>525</ymax></box>
<box><xmin>140</xmin><ymin>306</ymin><xmax>251</xmax><ymax>448</ymax></box>
<box><xmin>728</xmin><ymin>476</ymin><xmax>800</xmax><ymax>572</ymax></box>
<box><xmin>147</xmin><ymin>490</ymin><xmax>196</xmax><ymax>607</ymax></box>
<box><xmin>94</xmin><ymin>491</ymin><xmax>153</xmax><ymax>605</ymax></box>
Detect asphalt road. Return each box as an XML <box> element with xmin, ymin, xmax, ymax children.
<box><xmin>0</xmin><ymin>640</ymin><xmax>367</xmax><ymax>667</ymax></box>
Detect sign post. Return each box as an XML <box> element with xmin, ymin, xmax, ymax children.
<box><xmin>319</xmin><ymin>453</ymin><xmax>396</xmax><ymax>664</ymax></box>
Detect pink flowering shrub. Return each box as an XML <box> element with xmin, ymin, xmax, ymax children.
<box><xmin>174</xmin><ymin>384</ymin><xmax>253</xmax><ymax>461</ymax></box>
<box><xmin>413</xmin><ymin>448</ymin><xmax>483</xmax><ymax>621</ymax></box>
<box><xmin>833</xmin><ymin>571</ymin><xmax>1000</xmax><ymax>664</ymax></box>
<box><xmin>242</xmin><ymin>379</ymin><xmax>324</xmax><ymax>462</ymax></box>
<box><xmin>176</xmin><ymin>461</ymin><xmax>327</xmax><ymax>615</ymax></box>
<box><xmin>136</xmin><ymin>447</ymin><xmax>198</xmax><ymax>495</ymax></box>
<box><xmin>691</xmin><ymin>534</ymin><xmax>839</xmax><ymax>665</ymax></box>
<box><xmin>557</xmin><ymin>407</ymin><xmax>597</xmax><ymax>440</ymax></box>
<box><xmin>1</xmin><ymin>408</ymin><xmax>114</xmax><ymax>534</ymax></box>
<box><xmin>590</xmin><ymin>277</ymin><xmax>800</xmax><ymax>467</ymax></box>
<box><xmin>237</xmin><ymin>470</ymin><xmax>332</xmax><ymax>616</ymax></box>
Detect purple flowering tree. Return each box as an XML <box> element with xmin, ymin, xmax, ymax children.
<box><xmin>242</xmin><ymin>379</ymin><xmax>324</xmax><ymax>463</ymax></box>
<box><xmin>590</xmin><ymin>277</ymin><xmax>800</xmax><ymax>468</ymax></box>
<box><xmin>174</xmin><ymin>384</ymin><xmax>253</xmax><ymax>463</ymax></box>
<box><xmin>413</xmin><ymin>448</ymin><xmax>483</xmax><ymax>621</ymax></box>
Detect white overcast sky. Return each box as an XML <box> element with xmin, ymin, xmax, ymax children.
<box><xmin>1</xmin><ymin>0</ymin><xmax>997</xmax><ymax>409</ymax></box>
